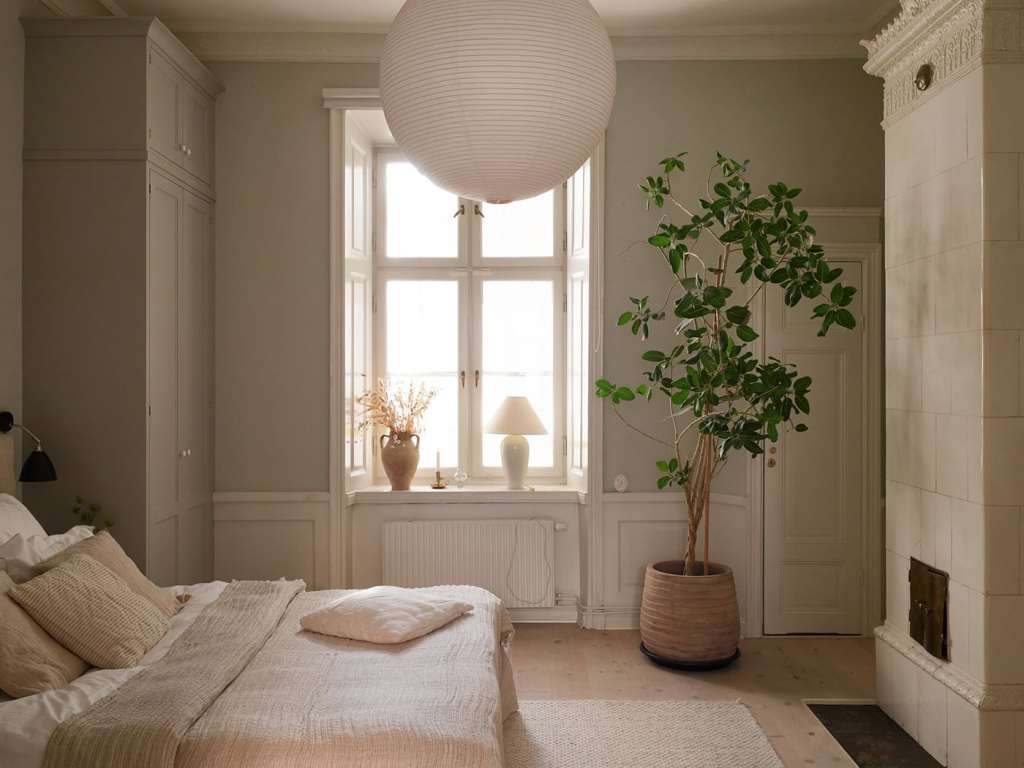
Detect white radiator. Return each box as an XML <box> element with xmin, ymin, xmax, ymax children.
<box><xmin>382</xmin><ymin>519</ymin><xmax>555</xmax><ymax>608</ymax></box>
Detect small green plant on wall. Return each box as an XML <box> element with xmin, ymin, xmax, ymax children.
<box><xmin>596</xmin><ymin>151</ymin><xmax>857</xmax><ymax>576</ymax></box>
<box><xmin>71</xmin><ymin>495</ymin><xmax>114</xmax><ymax>531</ymax></box>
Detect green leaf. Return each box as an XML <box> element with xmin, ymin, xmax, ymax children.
<box><xmin>725</xmin><ymin>305</ymin><xmax>751</xmax><ymax>325</ymax></box>
<box><xmin>836</xmin><ymin>308</ymin><xmax>857</xmax><ymax>329</ymax></box>
<box><xmin>795</xmin><ymin>423</ymin><xmax>809</xmax><ymax>432</ymax></box>
<box><xmin>641</xmin><ymin>350</ymin><xmax>666</xmax><ymax>362</ymax></box>
<box><xmin>617</xmin><ymin>311</ymin><xmax>633</xmax><ymax>326</ymax></box>
<box><xmin>649</xmin><ymin>234</ymin><xmax>671</xmax><ymax>248</ymax></box>
<box><xmin>704</xmin><ymin>286</ymin><xmax>733</xmax><ymax>309</ymax></box>
<box><xmin>736</xmin><ymin>325</ymin><xmax>759</xmax><ymax>342</ymax></box>
<box><xmin>614</xmin><ymin>387</ymin><xmax>636</xmax><ymax>402</ymax></box>
<box><xmin>668</xmin><ymin>248</ymin><xmax>683</xmax><ymax>273</ymax></box>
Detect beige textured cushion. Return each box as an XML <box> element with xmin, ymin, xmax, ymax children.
<box><xmin>10</xmin><ymin>554</ymin><xmax>169</xmax><ymax>669</ymax></box>
<box><xmin>0</xmin><ymin>571</ymin><xmax>87</xmax><ymax>697</ymax></box>
<box><xmin>36</xmin><ymin>530</ymin><xmax>179</xmax><ymax>617</ymax></box>
<box><xmin>300</xmin><ymin>586</ymin><xmax>474</xmax><ymax>644</ymax></box>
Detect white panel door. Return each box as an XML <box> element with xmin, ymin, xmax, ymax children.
<box><xmin>763</xmin><ymin>261</ymin><xmax>865</xmax><ymax>634</ymax></box>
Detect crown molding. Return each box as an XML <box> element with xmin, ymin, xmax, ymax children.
<box><xmin>862</xmin><ymin>0</ymin><xmax>1024</xmax><ymax>126</ymax></box>
<box><xmin>171</xmin><ymin>25</ymin><xmax>872</xmax><ymax>64</ymax></box>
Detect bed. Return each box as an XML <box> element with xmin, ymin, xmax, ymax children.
<box><xmin>0</xmin><ymin>449</ymin><xmax>518</xmax><ymax>768</ymax></box>
<box><xmin>0</xmin><ymin>579</ymin><xmax>517</xmax><ymax>768</ymax></box>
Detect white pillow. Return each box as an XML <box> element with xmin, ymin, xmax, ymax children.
<box><xmin>300</xmin><ymin>586</ymin><xmax>474</xmax><ymax>644</ymax></box>
<box><xmin>0</xmin><ymin>494</ymin><xmax>47</xmax><ymax>544</ymax></box>
<box><xmin>0</xmin><ymin>526</ymin><xmax>94</xmax><ymax>583</ymax></box>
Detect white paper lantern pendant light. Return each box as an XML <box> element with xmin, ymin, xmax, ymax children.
<box><xmin>381</xmin><ymin>0</ymin><xmax>616</xmax><ymax>204</ymax></box>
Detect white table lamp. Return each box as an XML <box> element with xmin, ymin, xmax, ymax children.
<box><xmin>486</xmin><ymin>396</ymin><xmax>547</xmax><ymax>489</ymax></box>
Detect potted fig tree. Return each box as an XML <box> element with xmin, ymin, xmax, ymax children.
<box><xmin>596</xmin><ymin>152</ymin><xmax>857</xmax><ymax>668</ymax></box>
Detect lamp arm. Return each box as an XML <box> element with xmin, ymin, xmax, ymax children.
<box><xmin>12</xmin><ymin>423</ymin><xmax>44</xmax><ymax>450</ymax></box>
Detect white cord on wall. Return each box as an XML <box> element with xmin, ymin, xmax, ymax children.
<box><xmin>504</xmin><ymin>517</ymin><xmax>553</xmax><ymax>607</ymax></box>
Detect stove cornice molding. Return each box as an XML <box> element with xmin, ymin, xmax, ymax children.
<box><xmin>862</xmin><ymin>0</ymin><xmax>1023</xmax><ymax>125</ymax></box>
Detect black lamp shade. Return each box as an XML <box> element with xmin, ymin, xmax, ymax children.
<box><xmin>20</xmin><ymin>449</ymin><xmax>57</xmax><ymax>483</ymax></box>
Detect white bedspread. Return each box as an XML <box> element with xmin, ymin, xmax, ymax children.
<box><xmin>0</xmin><ymin>583</ymin><xmax>517</xmax><ymax>768</ymax></box>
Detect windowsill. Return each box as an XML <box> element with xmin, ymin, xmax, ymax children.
<box><xmin>349</xmin><ymin>484</ymin><xmax>584</xmax><ymax>505</ymax></box>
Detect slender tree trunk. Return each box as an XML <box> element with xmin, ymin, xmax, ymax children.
<box><xmin>683</xmin><ymin>433</ymin><xmax>714</xmax><ymax>575</ymax></box>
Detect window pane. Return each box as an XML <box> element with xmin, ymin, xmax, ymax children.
<box><xmin>481</xmin><ymin>191</ymin><xmax>554</xmax><ymax>259</ymax></box>
<box><xmin>481</xmin><ymin>280</ymin><xmax>554</xmax><ymax>468</ymax></box>
<box><xmin>385</xmin><ymin>280</ymin><xmax>459</xmax><ymax>467</ymax></box>
<box><xmin>384</xmin><ymin>161</ymin><xmax>459</xmax><ymax>260</ymax></box>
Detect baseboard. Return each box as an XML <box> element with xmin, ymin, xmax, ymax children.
<box><xmin>509</xmin><ymin>605</ymin><xmax>580</xmax><ymax>623</ymax></box>
<box><xmin>577</xmin><ymin>604</ymin><xmax>641</xmax><ymax>630</ymax></box>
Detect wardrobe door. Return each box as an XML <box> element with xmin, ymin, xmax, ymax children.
<box><xmin>147</xmin><ymin>170</ymin><xmax>182</xmax><ymax>586</ymax></box>
<box><xmin>177</xmin><ymin>191</ymin><xmax>213</xmax><ymax>584</ymax></box>
<box><xmin>180</xmin><ymin>82</ymin><xmax>213</xmax><ymax>186</ymax></box>
<box><xmin>178</xmin><ymin>191</ymin><xmax>211</xmax><ymax>508</ymax></box>
<box><xmin>147</xmin><ymin>47</ymin><xmax>183</xmax><ymax>167</ymax></box>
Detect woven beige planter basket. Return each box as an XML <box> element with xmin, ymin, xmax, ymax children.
<box><xmin>639</xmin><ymin>560</ymin><xmax>741</xmax><ymax>670</ymax></box>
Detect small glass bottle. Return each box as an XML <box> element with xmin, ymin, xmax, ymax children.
<box><xmin>453</xmin><ymin>467</ymin><xmax>468</xmax><ymax>489</ymax></box>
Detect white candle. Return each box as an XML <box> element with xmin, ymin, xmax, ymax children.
<box><xmin>436</xmin><ymin>450</ymin><xmax>441</xmax><ymax>474</ymax></box>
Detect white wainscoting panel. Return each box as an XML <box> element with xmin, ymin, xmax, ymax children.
<box><xmin>213</xmin><ymin>492</ymin><xmax>330</xmax><ymax>589</ymax></box>
<box><xmin>592</xmin><ymin>492</ymin><xmax>752</xmax><ymax>633</ymax></box>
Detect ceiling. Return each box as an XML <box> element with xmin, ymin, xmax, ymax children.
<box><xmin>114</xmin><ymin>0</ymin><xmax>897</xmax><ymax>36</ymax></box>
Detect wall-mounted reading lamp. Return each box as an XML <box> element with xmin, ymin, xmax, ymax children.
<box><xmin>0</xmin><ymin>411</ymin><xmax>57</xmax><ymax>482</ymax></box>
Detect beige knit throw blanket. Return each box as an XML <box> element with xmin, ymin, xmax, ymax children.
<box><xmin>43</xmin><ymin>579</ymin><xmax>305</xmax><ymax>768</ymax></box>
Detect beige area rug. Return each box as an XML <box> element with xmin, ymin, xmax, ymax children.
<box><xmin>505</xmin><ymin>700</ymin><xmax>785</xmax><ymax>768</ymax></box>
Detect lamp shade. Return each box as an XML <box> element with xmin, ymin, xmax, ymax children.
<box><xmin>380</xmin><ymin>0</ymin><xmax>616</xmax><ymax>204</ymax></box>
<box><xmin>486</xmin><ymin>397</ymin><xmax>547</xmax><ymax>436</ymax></box>
<box><xmin>19</xmin><ymin>449</ymin><xmax>57</xmax><ymax>483</ymax></box>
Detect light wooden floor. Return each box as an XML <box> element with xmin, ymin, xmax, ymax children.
<box><xmin>509</xmin><ymin>624</ymin><xmax>875</xmax><ymax>767</ymax></box>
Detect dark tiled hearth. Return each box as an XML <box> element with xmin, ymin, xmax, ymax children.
<box><xmin>809</xmin><ymin>704</ymin><xmax>941</xmax><ymax>768</ymax></box>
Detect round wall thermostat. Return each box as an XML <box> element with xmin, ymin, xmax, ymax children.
<box><xmin>614</xmin><ymin>474</ymin><xmax>629</xmax><ymax>493</ymax></box>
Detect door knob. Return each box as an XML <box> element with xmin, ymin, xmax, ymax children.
<box><xmin>767</xmin><ymin>458</ymin><xmax>776</xmax><ymax>468</ymax></box>
<box><xmin>179</xmin><ymin>449</ymin><xmax>188</xmax><ymax>458</ymax></box>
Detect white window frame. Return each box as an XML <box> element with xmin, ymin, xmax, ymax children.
<box><xmin>470</xmin><ymin>269</ymin><xmax>566</xmax><ymax>481</ymax></box>
<box><xmin>375</xmin><ymin>147</ymin><xmax>469</xmax><ymax>268</ymax></box>
<box><xmin>373</xmin><ymin>150</ymin><xmax>568</xmax><ymax>483</ymax></box>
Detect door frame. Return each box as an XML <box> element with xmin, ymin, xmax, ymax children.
<box><xmin>752</xmin><ymin>231</ymin><xmax>883</xmax><ymax>638</ymax></box>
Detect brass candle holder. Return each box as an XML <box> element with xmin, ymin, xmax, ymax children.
<box><xmin>430</xmin><ymin>470</ymin><xmax>448</xmax><ymax>490</ymax></box>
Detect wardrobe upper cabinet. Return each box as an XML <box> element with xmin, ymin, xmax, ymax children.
<box><xmin>23</xmin><ymin>17</ymin><xmax>222</xmax><ymax>197</ymax></box>
<box><xmin>148</xmin><ymin>45</ymin><xmax>215</xmax><ymax>189</ymax></box>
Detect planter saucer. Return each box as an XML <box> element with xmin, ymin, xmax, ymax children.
<box><xmin>640</xmin><ymin>643</ymin><xmax>741</xmax><ymax>671</ymax></box>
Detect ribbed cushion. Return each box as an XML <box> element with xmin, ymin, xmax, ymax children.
<box><xmin>0</xmin><ymin>571</ymin><xmax>87</xmax><ymax>697</ymax></box>
<box><xmin>11</xmin><ymin>555</ymin><xmax>169</xmax><ymax>669</ymax></box>
<box><xmin>35</xmin><ymin>530</ymin><xmax>179</xmax><ymax>617</ymax></box>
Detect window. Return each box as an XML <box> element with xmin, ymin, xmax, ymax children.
<box><xmin>375</xmin><ymin>150</ymin><xmax>566</xmax><ymax>480</ymax></box>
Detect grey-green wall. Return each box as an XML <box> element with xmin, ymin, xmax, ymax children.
<box><xmin>602</xmin><ymin>60</ymin><xmax>883</xmax><ymax>492</ymax></box>
<box><xmin>209</xmin><ymin>59</ymin><xmax>883</xmax><ymax>494</ymax></box>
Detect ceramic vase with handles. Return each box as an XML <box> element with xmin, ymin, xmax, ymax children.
<box><xmin>380</xmin><ymin>431</ymin><xmax>420</xmax><ymax>490</ymax></box>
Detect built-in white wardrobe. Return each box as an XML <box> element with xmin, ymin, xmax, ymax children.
<box><xmin>21</xmin><ymin>17</ymin><xmax>222</xmax><ymax>586</ymax></box>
